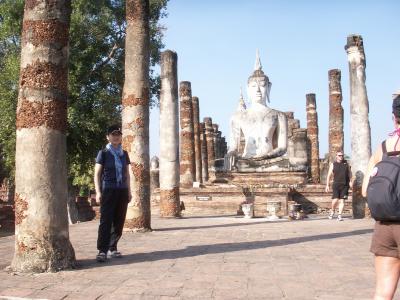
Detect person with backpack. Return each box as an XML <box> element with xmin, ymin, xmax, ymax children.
<box><xmin>362</xmin><ymin>92</ymin><xmax>400</xmax><ymax>300</ymax></box>
<box><xmin>94</xmin><ymin>125</ymin><xmax>131</xmax><ymax>262</ymax></box>
<box><xmin>325</xmin><ymin>150</ymin><xmax>352</xmax><ymax>221</ymax></box>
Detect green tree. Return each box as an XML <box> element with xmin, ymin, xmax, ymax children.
<box><xmin>0</xmin><ymin>0</ymin><xmax>168</xmax><ymax>191</ymax></box>
<box><xmin>0</xmin><ymin>0</ymin><xmax>23</xmax><ymax>183</ymax></box>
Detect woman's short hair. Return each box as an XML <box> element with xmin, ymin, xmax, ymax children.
<box><xmin>393</xmin><ymin>93</ymin><xmax>400</xmax><ymax>124</ymax></box>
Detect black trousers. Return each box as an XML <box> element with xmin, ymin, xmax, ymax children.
<box><xmin>97</xmin><ymin>188</ymin><xmax>129</xmax><ymax>253</ymax></box>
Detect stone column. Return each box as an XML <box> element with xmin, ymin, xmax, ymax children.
<box><xmin>159</xmin><ymin>50</ymin><xmax>180</xmax><ymax>217</ymax></box>
<box><xmin>200</xmin><ymin>122</ymin><xmax>209</xmax><ymax>183</ymax></box>
<box><xmin>216</xmin><ymin>131</ymin><xmax>222</xmax><ymax>158</ymax></box>
<box><xmin>122</xmin><ymin>0</ymin><xmax>151</xmax><ymax>231</ymax></box>
<box><xmin>328</xmin><ymin>69</ymin><xmax>344</xmax><ymax>162</ymax></box>
<box><xmin>345</xmin><ymin>35</ymin><xmax>371</xmax><ymax>219</ymax></box>
<box><xmin>306</xmin><ymin>93</ymin><xmax>320</xmax><ymax>183</ymax></box>
<box><xmin>192</xmin><ymin>96</ymin><xmax>202</xmax><ymax>183</ymax></box>
<box><xmin>12</xmin><ymin>0</ymin><xmax>75</xmax><ymax>272</ymax></box>
<box><xmin>221</xmin><ymin>137</ymin><xmax>227</xmax><ymax>157</ymax></box>
<box><xmin>212</xmin><ymin>124</ymin><xmax>219</xmax><ymax>159</ymax></box>
<box><xmin>204</xmin><ymin>117</ymin><xmax>215</xmax><ymax>171</ymax></box>
<box><xmin>179</xmin><ymin>81</ymin><xmax>196</xmax><ymax>187</ymax></box>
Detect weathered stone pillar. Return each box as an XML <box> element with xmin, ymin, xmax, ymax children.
<box><xmin>200</xmin><ymin>122</ymin><xmax>209</xmax><ymax>183</ymax></box>
<box><xmin>204</xmin><ymin>117</ymin><xmax>215</xmax><ymax>171</ymax></box>
<box><xmin>216</xmin><ymin>131</ymin><xmax>222</xmax><ymax>158</ymax></box>
<box><xmin>221</xmin><ymin>137</ymin><xmax>227</xmax><ymax>157</ymax></box>
<box><xmin>179</xmin><ymin>82</ymin><xmax>196</xmax><ymax>187</ymax></box>
<box><xmin>192</xmin><ymin>96</ymin><xmax>202</xmax><ymax>183</ymax></box>
<box><xmin>12</xmin><ymin>0</ymin><xmax>75</xmax><ymax>272</ymax></box>
<box><xmin>328</xmin><ymin>69</ymin><xmax>344</xmax><ymax>162</ymax></box>
<box><xmin>122</xmin><ymin>0</ymin><xmax>151</xmax><ymax>231</ymax></box>
<box><xmin>150</xmin><ymin>156</ymin><xmax>159</xmax><ymax>193</ymax></box>
<box><xmin>159</xmin><ymin>50</ymin><xmax>180</xmax><ymax>217</ymax></box>
<box><xmin>212</xmin><ymin>124</ymin><xmax>219</xmax><ymax>159</ymax></box>
<box><xmin>345</xmin><ymin>34</ymin><xmax>371</xmax><ymax>219</ymax></box>
<box><xmin>306</xmin><ymin>93</ymin><xmax>320</xmax><ymax>183</ymax></box>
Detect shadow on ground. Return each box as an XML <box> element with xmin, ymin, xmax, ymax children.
<box><xmin>75</xmin><ymin>228</ymin><xmax>373</xmax><ymax>270</ymax></box>
<box><xmin>0</xmin><ymin>229</ymin><xmax>14</xmax><ymax>238</ymax></box>
<box><xmin>154</xmin><ymin>215</ymin><xmax>337</xmax><ymax>232</ymax></box>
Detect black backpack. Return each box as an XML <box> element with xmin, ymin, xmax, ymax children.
<box><xmin>367</xmin><ymin>141</ymin><xmax>400</xmax><ymax>221</ymax></box>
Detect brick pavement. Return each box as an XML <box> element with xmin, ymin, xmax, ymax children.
<box><xmin>0</xmin><ymin>214</ymin><xmax>392</xmax><ymax>299</ymax></box>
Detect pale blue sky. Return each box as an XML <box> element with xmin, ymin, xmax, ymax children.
<box><xmin>150</xmin><ymin>0</ymin><xmax>400</xmax><ymax>159</ymax></box>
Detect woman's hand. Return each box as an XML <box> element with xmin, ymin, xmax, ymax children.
<box><xmin>96</xmin><ymin>192</ymin><xmax>102</xmax><ymax>204</ymax></box>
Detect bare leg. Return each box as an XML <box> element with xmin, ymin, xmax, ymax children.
<box><xmin>338</xmin><ymin>199</ymin><xmax>345</xmax><ymax>215</ymax></box>
<box><xmin>374</xmin><ymin>255</ymin><xmax>400</xmax><ymax>300</ymax></box>
<box><xmin>331</xmin><ymin>198</ymin><xmax>338</xmax><ymax>213</ymax></box>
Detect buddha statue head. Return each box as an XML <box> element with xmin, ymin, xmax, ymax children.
<box><xmin>247</xmin><ymin>50</ymin><xmax>272</xmax><ymax>106</ymax></box>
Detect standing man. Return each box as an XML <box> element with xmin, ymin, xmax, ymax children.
<box><xmin>325</xmin><ymin>151</ymin><xmax>352</xmax><ymax>221</ymax></box>
<box><xmin>94</xmin><ymin>125</ymin><xmax>131</xmax><ymax>262</ymax></box>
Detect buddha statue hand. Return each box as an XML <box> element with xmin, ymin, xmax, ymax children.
<box><xmin>252</xmin><ymin>148</ymin><xmax>287</xmax><ymax>161</ymax></box>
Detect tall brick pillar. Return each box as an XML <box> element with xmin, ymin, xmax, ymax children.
<box><xmin>328</xmin><ymin>69</ymin><xmax>344</xmax><ymax>162</ymax></box>
<box><xmin>306</xmin><ymin>93</ymin><xmax>320</xmax><ymax>183</ymax></box>
<box><xmin>221</xmin><ymin>137</ymin><xmax>227</xmax><ymax>157</ymax></box>
<box><xmin>179</xmin><ymin>81</ymin><xmax>195</xmax><ymax>187</ymax></box>
<box><xmin>192</xmin><ymin>96</ymin><xmax>202</xmax><ymax>183</ymax></box>
<box><xmin>212</xmin><ymin>124</ymin><xmax>219</xmax><ymax>159</ymax></box>
<box><xmin>204</xmin><ymin>117</ymin><xmax>215</xmax><ymax>172</ymax></box>
<box><xmin>200</xmin><ymin>122</ymin><xmax>209</xmax><ymax>183</ymax></box>
<box><xmin>216</xmin><ymin>131</ymin><xmax>222</xmax><ymax>158</ymax></box>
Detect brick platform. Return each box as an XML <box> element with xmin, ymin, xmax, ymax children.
<box><xmin>152</xmin><ymin>183</ymin><xmax>353</xmax><ymax>218</ymax></box>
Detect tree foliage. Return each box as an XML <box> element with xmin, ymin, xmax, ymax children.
<box><xmin>0</xmin><ymin>0</ymin><xmax>23</xmax><ymax>183</ymax></box>
<box><xmin>0</xmin><ymin>0</ymin><xmax>168</xmax><ymax>191</ymax></box>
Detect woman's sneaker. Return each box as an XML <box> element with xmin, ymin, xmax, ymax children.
<box><xmin>108</xmin><ymin>250</ymin><xmax>122</xmax><ymax>258</ymax></box>
<box><xmin>328</xmin><ymin>211</ymin><xmax>334</xmax><ymax>220</ymax></box>
<box><xmin>337</xmin><ymin>215</ymin><xmax>343</xmax><ymax>221</ymax></box>
<box><xmin>96</xmin><ymin>251</ymin><xmax>107</xmax><ymax>262</ymax></box>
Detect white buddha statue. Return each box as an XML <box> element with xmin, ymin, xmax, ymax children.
<box><xmin>227</xmin><ymin>51</ymin><xmax>288</xmax><ymax>169</ymax></box>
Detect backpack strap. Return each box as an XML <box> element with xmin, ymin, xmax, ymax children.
<box><xmin>382</xmin><ymin>141</ymin><xmax>387</xmax><ymax>154</ymax></box>
<box><xmin>383</xmin><ymin>140</ymin><xmax>400</xmax><ymax>157</ymax></box>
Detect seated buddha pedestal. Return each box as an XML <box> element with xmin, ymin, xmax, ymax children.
<box><xmin>231</xmin><ymin>129</ymin><xmax>309</xmax><ymax>185</ymax></box>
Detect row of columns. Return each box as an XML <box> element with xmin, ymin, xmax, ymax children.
<box><xmin>158</xmin><ymin>50</ymin><xmax>227</xmax><ymax>217</ymax></box>
<box><xmin>305</xmin><ymin>34</ymin><xmax>371</xmax><ymax>218</ymax></box>
<box><xmin>180</xmin><ymin>97</ymin><xmax>227</xmax><ymax>188</ymax></box>
<box><xmin>304</xmin><ymin>72</ymin><xmax>342</xmax><ymax>184</ymax></box>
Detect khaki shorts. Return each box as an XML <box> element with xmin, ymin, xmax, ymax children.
<box><xmin>370</xmin><ymin>221</ymin><xmax>400</xmax><ymax>258</ymax></box>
